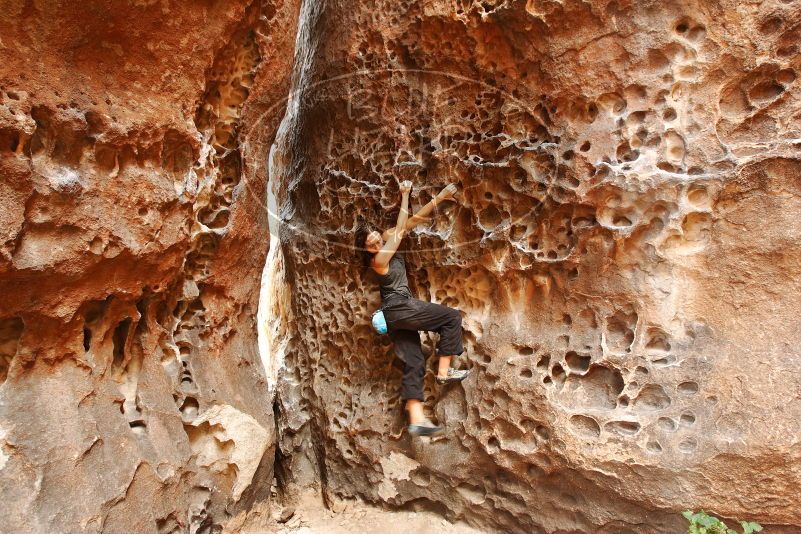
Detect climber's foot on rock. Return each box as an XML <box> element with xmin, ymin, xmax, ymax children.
<box><xmin>408</xmin><ymin>420</ymin><xmax>445</xmax><ymax>437</ymax></box>
<box><xmin>436</xmin><ymin>367</ymin><xmax>470</xmax><ymax>385</ymax></box>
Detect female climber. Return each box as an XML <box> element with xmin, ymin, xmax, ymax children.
<box><xmin>355</xmin><ymin>179</ymin><xmax>470</xmax><ymax>437</ymax></box>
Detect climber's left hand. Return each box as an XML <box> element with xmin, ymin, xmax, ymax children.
<box><xmin>437</xmin><ymin>183</ymin><xmax>458</xmax><ymax>201</ymax></box>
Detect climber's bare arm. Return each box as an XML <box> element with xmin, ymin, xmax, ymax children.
<box><xmin>402</xmin><ymin>183</ymin><xmax>459</xmax><ymax>232</ymax></box>
<box><xmin>375</xmin><ymin>181</ymin><xmax>412</xmax><ymax>268</ymax></box>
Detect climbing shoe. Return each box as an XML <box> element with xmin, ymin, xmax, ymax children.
<box><xmin>436</xmin><ymin>367</ymin><xmax>471</xmax><ymax>385</ymax></box>
<box><xmin>408</xmin><ymin>421</ymin><xmax>445</xmax><ymax>437</ymax></box>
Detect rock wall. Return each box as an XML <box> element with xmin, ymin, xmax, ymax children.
<box><xmin>3</xmin><ymin>0</ymin><xmax>801</xmax><ymax>532</ymax></box>
<box><xmin>269</xmin><ymin>0</ymin><xmax>801</xmax><ymax>532</ymax></box>
<box><xmin>0</xmin><ymin>1</ymin><xmax>298</xmax><ymax>532</ymax></box>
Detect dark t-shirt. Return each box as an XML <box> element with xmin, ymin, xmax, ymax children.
<box><xmin>377</xmin><ymin>252</ymin><xmax>413</xmax><ymax>303</ymax></box>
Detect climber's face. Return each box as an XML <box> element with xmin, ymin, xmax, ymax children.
<box><xmin>365</xmin><ymin>231</ymin><xmax>383</xmax><ymax>254</ymax></box>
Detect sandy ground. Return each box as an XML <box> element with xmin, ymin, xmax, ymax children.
<box><xmin>272</xmin><ymin>493</ymin><xmax>485</xmax><ymax>534</ymax></box>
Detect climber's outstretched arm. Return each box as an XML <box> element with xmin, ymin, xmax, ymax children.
<box><xmin>402</xmin><ymin>183</ymin><xmax>458</xmax><ymax>232</ymax></box>
<box><xmin>374</xmin><ymin>181</ymin><xmax>412</xmax><ymax>268</ymax></box>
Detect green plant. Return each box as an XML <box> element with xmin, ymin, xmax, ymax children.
<box><xmin>683</xmin><ymin>510</ymin><xmax>762</xmax><ymax>534</ymax></box>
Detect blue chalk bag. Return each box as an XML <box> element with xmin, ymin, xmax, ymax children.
<box><xmin>371</xmin><ymin>309</ymin><xmax>387</xmax><ymax>334</ymax></box>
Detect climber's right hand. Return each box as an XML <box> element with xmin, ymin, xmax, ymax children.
<box><xmin>399</xmin><ymin>180</ymin><xmax>413</xmax><ymax>195</ymax></box>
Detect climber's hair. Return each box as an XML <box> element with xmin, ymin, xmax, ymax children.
<box><xmin>354</xmin><ymin>224</ymin><xmax>374</xmax><ymax>269</ymax></box>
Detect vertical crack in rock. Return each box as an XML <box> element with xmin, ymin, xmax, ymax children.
<box><xmin>260</xmin><ymin>0</ymin><xmax>340</xmax><ymax>513</ymax></box>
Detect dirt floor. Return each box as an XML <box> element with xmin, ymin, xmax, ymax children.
<box><xmin>270</xmin><ymin>493</ymin><xmax>485</xmax><ymax>534</ymax></box>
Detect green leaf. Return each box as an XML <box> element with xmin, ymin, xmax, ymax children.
<box><xmin>684</xmin><ymin>510</ymin><xmax>695</xmax><ymax>520</ymax></box>
<box><xmin>741</xmin><ymin>521</ymin><xmax>763</xmax><ymax>534</ymax></box>
<box><xmin>699</xmin><ymin>515</ymin><xmax>718</xmax><ymax>527</ymax></box>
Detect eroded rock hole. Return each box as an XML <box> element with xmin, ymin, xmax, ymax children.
<box><xmin>112</xmin><ymin>318</ymin><xmax>132</xmax><ymax>372</ymax></box>
<box><xmin>129</xmin><ymin>419</ymin><xmax>147</xmax><ymax>436</ymax></box>
<box><xmin>535</xmin><ymin>425</ymin><xmax>550</xmax><ymax>441</ymax></box>
<box><xmin>569</xmin><ymin>415</ymin><xmax>600</xmax><ymax>438</ymax></box>
<box><xmin>606</xmin><ymin>311</ymin><xmax>637</xmax><ymax>353</ymax></box>
<box><xmin>749</xmin><ymin>81</ymin><xmax>784</xmax><ymax>103</ymax></box>
<box><xmin>657</xmin><ymin>417</ymin><xmax>677</xmax><ymax>432</ymax></box>
<box><xmin>633</xmin><ymin>384</ymin><xmax>671</xmax><ymax>411</ymax></box>
<box><xmin>83</xmin><ymin>328</ymin><xmax>92</xmax><ymax>351</ymax></box>
<box><xmin>563</xmin><ymin>365</ymin><xmax>625</xmax><ymax>409</ymax></box>
<box><xmin>0</xmin><ymin>128</ymin><xmax>22</xmax><ymax>153</ymax></box>
<box><xmin>605</xmin><ymin>420</ymin><xmax>641</xmax><ymax>436</ymax></box>
<box><xmin>645</xmin><ymin>328</ymin><xmax>671</xmax><ymax>352</ymax></box>
<box><xmin>565</xmin><ymin>351</ymin><xmax>591</xmax><ymax>373</ymax></box>
<box><xmin>180</xmin><ymin>396</ymin><xmax>200</xmax><ymax>420</ymax></box>
<box><xmin>551</xmin><ymin>363</ymin><xmax>566</xmax><ymax>388</ymax></box>
<box><xmin>82</xmin><ymin>299</ymin><xmax>108</xmax><ymax>352</ymax></box>
<box><xmin>536</xmin><ymin>354</ymin><xmax>550</xmax><ymax>370</ymax></box>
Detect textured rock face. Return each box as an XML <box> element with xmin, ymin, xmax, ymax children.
<box><xmin>269</xmin><ymin>0</ymin><xmax>801</xmax><ymax>532</ymax></box>
<box><xmin>3</xmin><ymin>0</ymin><xmax>801</xmax><ymax>532</ymax></box>
<box><xmin>0</xmin><ymin>1</ymin><xmax>298</xmax><ymax>532</ymax></box>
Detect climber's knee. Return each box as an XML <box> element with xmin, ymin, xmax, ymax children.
<box><xmin>448</xmin><ymin>310</ymin><xmax>463</xmax><ymax>331</ymax></box>
<box><xmin>447</xmin><ymin>307</ymin><xmax>461</xmax><ymax>323</ymax></box>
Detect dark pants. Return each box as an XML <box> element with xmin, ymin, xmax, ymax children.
<box><xmin>382</xmin><ymin>297</ymin><xmax>464</xmax><ymax>401</ymax></box>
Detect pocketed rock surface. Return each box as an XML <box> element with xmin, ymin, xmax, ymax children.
<box><xmin>0</xmin><ymin>1</ymin><xmax>299</xmax><ymax>532</ymax></box>
<box><xmin>267</xmin><ymin>1</ymin><xmax>801</xmax><ymax>533</ymax></box>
